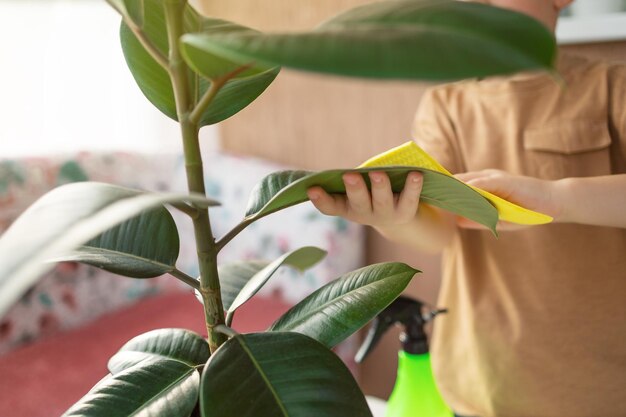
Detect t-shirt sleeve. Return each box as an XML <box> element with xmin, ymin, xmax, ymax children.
<box><xmin>411</xmin><ymin>87</ymin><xmax>463</xmax><ymax>174</ymax></box>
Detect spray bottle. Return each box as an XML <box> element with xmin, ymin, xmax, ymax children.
<box><xmin>356</xmin><ymin>296</ymin><xmax>453</xmax><ymax>417</ymax></box>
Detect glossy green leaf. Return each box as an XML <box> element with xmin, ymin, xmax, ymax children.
<box><xmin>270</xmin><ymin>263</ymin><xmax>418</xmax><ymax>348</ymax></box>
<box><xmin>52</xmin><ymin>206</ymin><xmax>180</xmax><ymax>278</ymax></box>
<box><xmin>196</xmin><ymin>67</ymin><xmax>279</xmax><ymax>126</ymax></box>
<box><xmin>0</xmin><ymin>182</ymin><xmax>217</xmax><ymax>317</ymax></box>
<box><xmin>106</xmin><ymin>0</ymin><xmax>144</xmax><ymax>26</ymax></box>
<box><xmin>246</xmin><ymin>170</ymin><xmax>309</xmax><ymax>217</ymax></box>
<box><xmin>180</xmin><ymin>21</ymin><xmax>272</xmax><ymax>80</ymax></box>
<box><xmin>63</xmin><ymin>358</ymin><xmax>199</xmax><ymax>417</ymax></box>
<box><xmin>216</xmin><ymin>261</ymin><xmax>270</xmax><ymax>311</ymax></box>
<box><xmin>228</xmin><ymin>247</ymin><xmax>327</xmax><ymax>314</ymax></box>
<box><xmin>125</xmin><ymin>0</ymin><xmax>144</xmax><ymax>27</ymax></box>
<box><xmin>200</xmin><ymin>332</ymin><xmax>372</xmax><ymax>417</ymax></box>
<box><xmin>120</xmin><ymin>9</ymin><xmax>174</xmax><ymax>119</ymax></box>
<box><xmin>108</xmin><ymin>328</ymin><xmax>209</xmax><ymax>374</ymax></box>
<box><xmin>245</xmin><ymin>167</ymin><xmax>499</xmax><ymax>233</ymax></box>
<box><xmin>182</xmin><ymin>0</ymin><xmax>555</xmax><ymax>81</ymax></box>
<box><xmin>120</xmin><ymin>1</ymin><xmax>278</xmax><ymax>125</ymax></box>
<box><xmin>196</xmin><ymin>249</ymin><xmax>326</xmax><ymax>312</ymax></box>
<box><xmin>195</xmin><ymin>260</ymin><xmax>271</xmax><ymax>309</ymax></box>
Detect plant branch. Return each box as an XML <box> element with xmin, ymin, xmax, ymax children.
<box><xmin>169</xmin><ymin>268</ymin><xmax>200</xmax><ymax>290</ymax></box>
<box><xmin>104</xmin><ymin>0</ymin><xmax>168</xmax><ymax>68</ymax></box>
<box><xmin>214</xmin><ymin>324</ymin><xmax>239</xmax><ymax>338</ymax></box>
<box><xmin>126</xmin><ymin>20</ymin><xmax>169</xmax><ymax>69</ymax></box>
<box><xmin>189</xmin><ymin>80</ymin><xmax>224</xmax><ymax>126</ymax></box>
<box><xmin>189</xmin><ymin>64</ymin><xmax>255</xmax><ymax>126</ymax></box>
<box><xmin>164</xmin><ymin>0</ymin><xmax>227</xmax><ymax>353</ymax></box>
<box><xmin>170</xmin><ymin>202</ymin><xmax>200</xmax><ymax>219</ymax></box>
<box><xmin>216</xmin><ymin>218</ymin><xmax>254</xmax><ymax>252</ymax></box>
<box><xmin>225</xmin><ymin>311</ymin><xmax>235</xmax><ymax>327</ymax></box>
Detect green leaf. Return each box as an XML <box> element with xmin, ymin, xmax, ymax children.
<box><xmin>108</xmin><ymin>329</ymin><xmax>209</xmax><ymax>374</ymax></box>
<box><xmin>270</xmin><ymin>263</ymin><xmax>417</xmax><ymax>348</ymax></box>
<box><xmin>196</xmin><ymin>67</ymin><xmax>280</xmax><ymax>126</ymax></box>
<box><xmin>200</xmin><ymin>332</ymin><xmax>372</xmax><ymax>417</ymax></box>
<box><xmin>120</xmin><ymin>8</ymin><xmax>174</xmax><ymax>119</ymax></box>
<box><xmin>0</xmin><ymin>182</ymin><xmax>217</xmax><ymax>317</ymax></box>
<box><xmin>182</xmin><ymin>0</ymin><xmax>555</xmax><ymax>81</ymax></box>
<box><xmin>197</xmin><ymin>248</ymin><xmax>326</xmax><ymax>312</ymax></box>
<box><xmin>245</xmin><ymin>167</ymin><xmax>499</xmax><ymax>233</ymax></box>
<box><xmin>52</xmin><ymin>206</ymin><xmax>180</xmax><ymax>278</ymax></box>
<box><xmin>63</xmin><ymin>358</ymin><xmax>199</xmax><ymax>417</ymax></box>
<box><xmin>180</xmin><ymin>20</ymin><xmax>272</xmax><ymax>80</ymax></box>
<box><xmin>124</xmin><ymin>0</ymin><xmax>144</xmax><ymax>27</ymax></box>
<box><xmin>107</xmin><ymin>0</ymin><xmax>144</xmax><ymax>26</ymax></box>
<box><xmin>228</xmin><ymin>247</ymin><xmax>327</xmax><ymax>314</ymax></box>
<box><xmin>246</xmin><ymin>170</ymin><xmax>309</xmax><ymax>217</ymax></box>
<box><xmin>217</xmin><ymin>261</ymin><xmax>270</xmax><ymax>311</ymax></box>
<box><xmin>120</xmin><ymin>1</ymin><xmax>278</xmax><ymax>125</ymax></box>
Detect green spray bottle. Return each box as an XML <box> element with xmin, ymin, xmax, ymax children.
<box><xmin>356</xmin><ymin>296</ymin><xmax>453</xmax><ymax>417</ymax></box>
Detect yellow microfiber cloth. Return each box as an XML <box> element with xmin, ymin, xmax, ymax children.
<box><xmin>359</xmin><ymin>141</ymin><xmax>553</xmax><ymax>225</ymax></box>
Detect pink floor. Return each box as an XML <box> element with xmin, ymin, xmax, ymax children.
<box><xmin>0</xmin><ymin>291</ymin><xmax>291</xmax><ymax>417</ymax></box>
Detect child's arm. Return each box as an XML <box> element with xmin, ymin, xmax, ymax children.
<box><xmin>457</xmin><ymin>170</ymin><xmax>626</xmax><ymax>229</ymax></box>
<box><xmin>307</xmin><ymin>171</ymin><xmax>456</xmax><ymax>253</ymax></box>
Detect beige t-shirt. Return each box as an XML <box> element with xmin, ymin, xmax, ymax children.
<box><xmin>412</xmin><ymin>54</ymin><xmax>626</xmax><ymax>417</ymax></box>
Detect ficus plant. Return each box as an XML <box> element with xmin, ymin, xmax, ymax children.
<box><xmin>0</xmin><ymin>0</ymin><xmax>555</xmax><ymax>416</ymax></box>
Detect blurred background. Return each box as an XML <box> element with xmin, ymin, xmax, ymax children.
<box><xmin>0</xmin><ymin>0</ymin><xmax>219</xmax><ymax>157</ymax></box>
<box><xmin>2</xmin><ymin>0</ymin><xmax>626</xmax><ymax>412</ymax></box>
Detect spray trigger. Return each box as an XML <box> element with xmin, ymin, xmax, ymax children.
<box><xmin>355</xmin><ymin>296</ymin><xmax>447</xmax><ymax>363</ymax></box>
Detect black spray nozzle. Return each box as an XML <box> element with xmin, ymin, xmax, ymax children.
<box><xmin>355</xmin><ymin>296</ymin><xmax>447</xmax><ymax>363</ymax></box>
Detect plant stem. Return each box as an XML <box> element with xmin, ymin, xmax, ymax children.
<box><xmin>170</xmin><ymin>201</ymin><xmax>201</xmax><ymax>219</ymax></box>
<box><xmin>105</xmin><ymin>0</ymin><xmax>168</xmax><ymax>69</ymax></box>
<box><xmin>127</xmin><ymin>20</ymin><xmax>169</xmax><ymax>69</ymax></box>
<box><xmin>189</xmin><ymin>80</ymin><xmax>223</xmax><ymax>126</ymax></box>
<box><xmin>164</xmin><ymin>0</ymin><xmax>226</xmax><ymax>353</ymax></box>
<box><xmin>225</xmin><ymin>310</ymin><xmax>235</xmax><ymax>327</ymax></box>
<box><xmin>216</xmin><ymin>218</ymin><xmax>254</xmax><ymax>252</ymax></box>
<box><xmin>214</xmin><ymin>324</ymin><xmax>240</xmax><ymax>338</ymax></box>
<box><xmin>169</xmin><ymin>268</ymin><xmax>200</xmax><ymax>290</ymax></box>
<box><xmin>189</xmin><ymin>64</ymin><xmax>253</xmax><ymax>125</ymax></box>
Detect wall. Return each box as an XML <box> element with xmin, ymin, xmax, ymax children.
<box><xmin>196</xmin><ymin>0</ymin><xmax>626</xmax><ymax>399</ymax></box>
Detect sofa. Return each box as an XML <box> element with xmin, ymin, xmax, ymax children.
<box><xmin>0</xmin><ymin>150</ymin><xmax>365</xmax><ymax>417</ymax></box>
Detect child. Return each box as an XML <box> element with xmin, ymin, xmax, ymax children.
<box><xmin>307</xmin><ymin>1</ymin><xmax>626</xmax><ymax>416</ymax></box>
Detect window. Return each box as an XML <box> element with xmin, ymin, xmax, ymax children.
<box><xmin>0</xmin><ymin>1</ymin><xmax>217</xmax><ymax>157</ymax></box>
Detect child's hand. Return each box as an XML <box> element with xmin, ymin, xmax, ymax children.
<box><xmin>455</xmin><ymin>169</ymin><xmax>562</xmax><ymax>230</ymax></box>
<box><xmin>306</xmin><ymin>171</ymin><xmax>424</xmax><ymax>228</ymax></box>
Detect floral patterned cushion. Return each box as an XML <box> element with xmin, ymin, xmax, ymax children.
<box><xmin>0</xmin><ymin>151</ymin><xmax>365</xmax><ymax>355</ymax></box>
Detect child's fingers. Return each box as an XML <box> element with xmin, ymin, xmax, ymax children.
<box><xmin>368</xmin><ymin>171</ymin><xmax>394</xmax><ymax>219</ymax></box>
<box><xmin>307</xmin><ymin>186</ymin><xmax>347</xmax><ymax>217</ymax></box>
<box><xmin>343</xmin><ymin>172</ymin><xmax>372</xmax><ymax>216</ymax></box>
<box><xmin>397</xmin><ymin>172</ymin><xmax>423</xmax><ymax>221</ymax></box>
<box><xmin>465</xmin><ymin>176</ymin><xmax>513</xmax><ymax>200</ymax></box>
<box><xmin>455</xmin><ymin>172</ymin><xmax>483</xmax><ymax>182</ymax></box>
<box><xmin>455</xmin><ymin>169</ymin><xmax>501</xmax><ymax>183</ymax></box>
